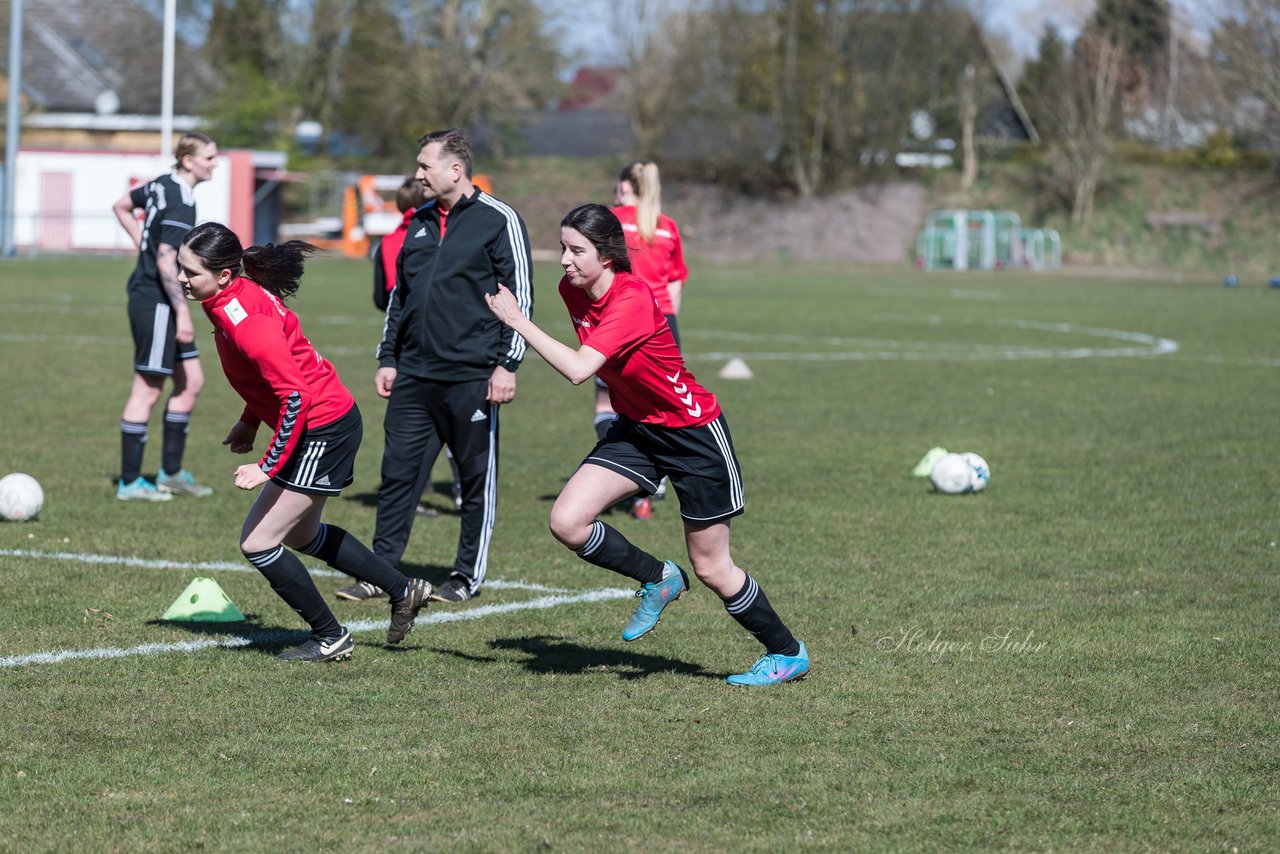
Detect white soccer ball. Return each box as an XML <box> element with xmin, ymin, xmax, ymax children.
<box><xmin>0</xmin><ymin>472</ymin><xmax>44</xmax><ymax>521</ymax></box>
<box><xmin>930</xmin><ymin>453</ymin><xmax>974</xmax><ymax>494</ymax></box>
<box><xmin>962</xmin><ymin>452</ymin><xmax>990</xmax><ymax>492</ymax></box>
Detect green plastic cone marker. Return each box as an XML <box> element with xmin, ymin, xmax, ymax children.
<box><xmin>161</xmin><ymin>577</ymin><xmax>246</xmax><ymax>622</ymax></box>
<box><xmin>912</xmin><ymin>447</ymin><xmax>949</xmax><ymax>477</ymax></box>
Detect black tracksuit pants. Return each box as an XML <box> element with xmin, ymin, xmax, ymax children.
<box><xmin>374</xmin><ymin>374</ymin><xmax>498</xmax><ymax>593</ymax></box>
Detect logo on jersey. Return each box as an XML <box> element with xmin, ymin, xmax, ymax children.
<box><xmin>264</xmin><ymin>292</ymin><xmax>287</xmax><ymax>318</ymax></box>
<box><xmin>572</xmin><ymin>316</ymin><xmax>592</xmax><ymax>328</ymax></box>
<box><xmin>667</xmin><ymin>371</ymin><xmax>701</xmax><ymax>418</ymax></box>
<box><xmin>414</xmin><ymin>227</ymin><xmax>427</xmax><ymax>238</ymax></box>
<box><xmin>223</xmin><ymin>298</ymin><xmax>248</xmax><ymax>326</ymax></box>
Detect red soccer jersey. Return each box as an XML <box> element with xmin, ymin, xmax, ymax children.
<box><xmin>201</xmin><ymin>276</ymin><xmax>355</xmax><ymax>477</ymax></box>
<box><xmin>560</xmin><ymin>272</ymin><xmax>719</xmax><ymax>428</ymax></box>
<box><xmin>610</xmin><ymin>205</ymin><xmax>688</xmax><ymax>315</ymax></box>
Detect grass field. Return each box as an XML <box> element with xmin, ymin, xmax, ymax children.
<box><xmin>1</xmin><ymin>255</ymin><xmax>1277</xmax><ymax>851</ymax></box>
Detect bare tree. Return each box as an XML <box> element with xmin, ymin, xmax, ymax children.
<box><xmin>1043</xmin><ymin>35</ymin><xmax>1127</xmax><ymax>223</ymax></box>
<box><xmin>960</xmin><ymin>64</ymin><xmax>979</xmax><ymax>188</ymax></box>
<box><xmin>1211</xmin><ymin>0</ymin><xmax>1280</xmax><ymax>150</ymax></box>
<box><xmin>610</xmin><ymin>0</ymin><xmax>693</xmax><ymax>159</ymax></box>
<box><xmin>402</xmin><ymin>0</ymin><xmax>562</xmax><ymax>147</ymax></box>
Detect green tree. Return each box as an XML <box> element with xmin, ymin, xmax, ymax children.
<box><xmin>1019</xmin><ymin>24</ymin><xmax>1067</xmax><ymax>110</ymax></box>
<box><xmin>332</xmin><ymin>0</ymin><xmax>414</xmax><ymax>158</ymax></box>
<box><xmin>1091</xmin><ymin>0</ymin><xmax>1171</xmax><ymax>69</ymax></box>
<box><xmin>200</xmin><ymin>0</ymin><xmax>296</xmax><ymax>147</ymax></box>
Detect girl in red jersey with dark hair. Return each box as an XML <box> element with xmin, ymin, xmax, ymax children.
<box><xmin>177</xmin><ymin>223</ymin><xmax>431</xmax><ymax>662</ymax></box>
<box><xmin>487</xmin><ymin>204</ymin><xmax>808</xmax><ymax>686</ymax></box>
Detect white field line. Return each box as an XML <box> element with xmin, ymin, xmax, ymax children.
<box><xmin>682</xmin><ymin>320</ymin><xmax>1179</xmax><ymax>362</ymax></box>
<box><xmin>0</xmin><ymin>549</ymin><xmax>568</xmax><ymax>594</ymax></box>
<box><xmin>0</xmin><ymin>318</ymin><xmax>1185</xmax><ymax>363</ymax></box>
<box><xmin>0</xmin><ymin>587</ymin><xmax>635</xmax><ymax>669</ymax></box>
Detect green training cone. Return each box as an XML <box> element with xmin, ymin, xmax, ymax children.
<box><xmin>912</xmin><ymin>447</ymin><xmax>949</xmax><ymax>477</ymax></box>
<box><xmin>161</xmin><ymin>576</ymin><xmax>245</xmax><ymax>622</ymax></box>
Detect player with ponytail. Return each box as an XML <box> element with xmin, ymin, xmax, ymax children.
<box><xmin>594</xmin><ymin>162</ymin><xmax>690</xmax><ymax>516</ymax></box>
<box><xmin>177</xmin><ymin>223</ymin><xmax>432</xmax><ymax>662</ymax></box>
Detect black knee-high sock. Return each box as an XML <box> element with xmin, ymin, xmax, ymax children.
<box><xmin>593</xmin><ymin>412</ymin><xmax>615</xmax><ymax>442</ymax></box>
<box><xmin>161</xmin><ymin>410</ymin><xmax>190</xmax><ymax>475</ymax></box>
<box><xmin>120</xmin><ymin>420</ymin><xmax>148</xmax><ymax>483</ymax></box>
<box><xmin>244</xmin><ymin>545</ymin><xmax>343</xmax><ymax>638</ymax></box>
<box><xmin>574</xmin><ymin>520</ymin><xmax>664</xmax><ymax>584</ymax></box>
<box><xmin>722</xmin><ymin>574</ymin><xmax>800</xmax><ymax>656</ymax></box>
<box><xmin>299</xmin><ymin>524</ymin><xmax>409</xmax><ymax>599</ymax></box>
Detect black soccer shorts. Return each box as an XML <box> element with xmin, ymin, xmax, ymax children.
<box><xmin>271</xmin><ymin>404</ymin><xmax>363</xmax><ymax>497</ymax></box>
<box><xmin>128</xmin><ymin>297</ymin><xmax>199</xmax><ymax>376</ymax></box>
<box><xmin>583</xmin><ymin>412</ymin><xmax>745</xmax><ymax>525</ymax></box>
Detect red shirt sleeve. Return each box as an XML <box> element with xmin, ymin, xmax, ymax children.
<box><xmin>231</xmin><ymin>314</ymin><xmax>314</xmax><ymax>477</ymax></box>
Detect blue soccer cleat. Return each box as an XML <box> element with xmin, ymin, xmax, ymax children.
<box><xmin>726</xmin><ymin>641</ymin><xmax>810</xmax><ymax>686</ymax></box>
<box><xmin>116</xmin><ymin>477</ymin><xmax>172</xmax><ymax>502</ymax></box>
<box><xmin>156</xmin><ymin>468</ymin><xmax>213</xmax><ymax>497</ymax></box>
<box><xmin>622</xmin><ymin>560</ymin><xmax>688</xmax><ymax>641</ymax></box>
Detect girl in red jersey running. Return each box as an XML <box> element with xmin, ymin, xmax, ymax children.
<box><xmin>487</xmin><ymin>204</ymin><xmax>808</xmax><ymax>686</ymax></box>
<box><xmin>177</xmin><ymin>223</ymin><xmax>431</xmax><ymax>662</ymax></box>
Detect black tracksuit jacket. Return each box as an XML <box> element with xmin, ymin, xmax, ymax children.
<box><xmin>376</xmin><ymin>189</ymin><xmax>532</xmax><ymax>381</ymax></box>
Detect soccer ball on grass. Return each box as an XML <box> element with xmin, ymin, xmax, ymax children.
<box><xmin>962</xmin><ymin>453</ymin><xmax>990</xmax><ymax>492</ymax></box>
<box><xmin>929</xmin><ymin>452</ymin><xmax>990</xmax><ymax>495</ymax></box>
<box><xmin>0</xmin><ymin>472</ymin><xmax>44</xmax><ymax>521</ymax></box>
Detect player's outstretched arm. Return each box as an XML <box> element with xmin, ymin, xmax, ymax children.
<box><xmin>486</xmin><ymin>285</ymin><xmax>605</xmax><ymax>385</ymax></box>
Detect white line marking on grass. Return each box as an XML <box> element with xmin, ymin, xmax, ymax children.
<box><xmin>0</xmin><ymin>587</ymin><xmax>634</xmax><ymax>669</ymax></box>
<box><xmin>344</xmin><ymin>587</ymin><xmax>634</xmax><ymax>631</ymax></box>
<box><xmin>0</xmin><ymin>549</ymin><xmax>569</xmax><ymax>593</ymax></box>
<box><xmin>2</xmin><ymin>317</ymin><xmax>1180</xmax><ymax>363</ymax></box>
<box><xmin>949</xmin><ymin>289</ymin><xmax>1003</xmax><ymax>301</ymax></box>
<box><xmin>685</xmin><ymin>320</ymin><xmax>1178</xmax><ymax>362</ymax></box>
<box><xmin>0</xmin><ymin>548</ymin><xmax>346</xmax><ymax>577</ymax></box>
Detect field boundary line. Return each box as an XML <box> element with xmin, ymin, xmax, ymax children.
<box><xmin>1</xmin><ymin>318</ymin><xmax>1181</xmax><ymax>362</ymax></box>
<box><xmin>0</xmin><ymin>549</ymin><xmax>564</xmax><ymax>593</ymax></box>
<box><xmin>0</xmin><ymin>587</ymin><xmax>634</xmax><ymax>669</ymax></box>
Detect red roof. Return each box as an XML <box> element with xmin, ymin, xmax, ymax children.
<box><xmin>558</xmin><ymin>66</ymin><xmax>623</xmax><ymax>111</ymax></box>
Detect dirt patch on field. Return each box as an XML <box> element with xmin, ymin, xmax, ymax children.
<box><xmin>670</xmin><ymin>182</ymin><xmax>930</xmax><ymax>264</ymax></box>
<box><xmin>515</xmin><ymin>176</ymin><xmax>930</xmax><ymax>266</ymax></box>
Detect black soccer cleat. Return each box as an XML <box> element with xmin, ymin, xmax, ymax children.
<box><xmin>276</xmin><ymin>629</ymin><xmax>354</xmax><ymax>662</ymax></box>
<box><xmin>429</xmin><ymin>577</ymin><xmax>479</xmax><ymax>602</ymax></box>
<box><xmin>387</xmin><ymin>578</ymin><xmax>432</xmax><ymax>644</ymax></box>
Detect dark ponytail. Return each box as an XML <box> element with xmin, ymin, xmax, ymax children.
<box><xmin>183</xmin><ymin>222</ymin><xmax>318</xmax><ymax>301</ymax></box>
<box><xmin>242</xmin><ymin>241</ymin><xmax>318</xmax><ymax>300</ymax></box>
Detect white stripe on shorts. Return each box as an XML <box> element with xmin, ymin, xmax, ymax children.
<box><xmin>148</xmin><ymin>302</ymin><xmax>170</xmax><ymax>371</ymax></box>
<box><xmin>296</xmin><ymin>440</ymin><xmax>327</xmax><ymax>487</ymax></box>
<box><xmin>707</xmin><ymin>417</ymin><xmax>744</xmax><ymax>511</ymax></box>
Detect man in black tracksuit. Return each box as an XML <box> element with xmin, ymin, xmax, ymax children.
<box><xmin>364</xmin><ymin>128</ymin><xmax>533</xmax><ymax>603</ymax></box>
